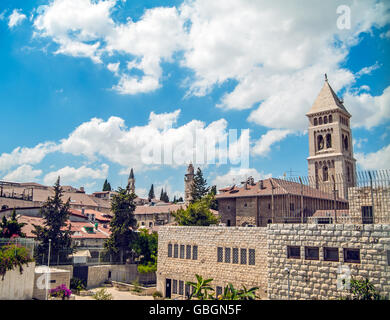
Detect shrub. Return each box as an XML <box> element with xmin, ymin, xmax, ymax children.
<box><xmin>49</xmin><ymin>284</ymin><xmax>72</xmax><ymax>300</ymax></box>
<box><xmin>93</xmin><ymin>288</ymin><xmax>112</xmax><ymax>300</ymax></box>
<box><xmin>153</xmin><ymin>291</ymin><xmax>163</xmax><ymax>298</ymax></box>
<box><xmin>70</xmin><ymin>277</ymin><xmax>86</xmax><ymax>294</ymax></box>
<box><xmin>0</xmin><ymin>244</ymin><xmax>33</xmax><ymax>280</ymax></box>
<box><xmin>131</xmin><ymin>278</ymin><xmax>142</xmax><ymax>293</ymax></box>
<box><xmin>137</xmin><ymin>261</ymin><xmax>157</xmax><ymax>274</ymax></box>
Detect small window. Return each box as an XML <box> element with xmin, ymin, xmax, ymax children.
<box><xmin>178</xmin><ymin>280</ymin><xmax>184</xmax><ymax>295</ymax></box>
<box><xmin>233</xmin><ymin>248</ymin><xmax>239</xmax><ymax>264</ymax></box>
<box><xmin>192</xmin><ymin>245</ymin><xmax>198</xmax><ymax>260</ymax></box>
<box><xmin>287</xmin><ymin>246</ymin><xmax>301</xmax><ymax>259</ymax></box>
<box><xmin>185</xmin><ymin>284</ymin><xmax>191</xmax><ymax>298</ymax></box>
<box><xmin>249</xmin><ymin>249</ymin><xmax>255</xmax><ymax>265</ymax></box>
<box><xmin>305</xmin><ymin>247</ymin><xmax>319</xmax><ymax>260</ymax></box>
<box><xmin>268</xmin><ymin>203</ymin><xmax>271</xmax><ymax>210</ymax></box>
<box><xmin>387</xmin><ymin>250</ymin><xmax>390</xmax><ymax>266</ymax></box>
<box><xmin>174</xmin><ymin>244</ymin><xmax>178</xmax><ymax>258</ymax></box>
<box><xmin>314</xmin><ymin>118</ymin><xmax>318</xmax><ymax>126</ymax></box>
<box><xmin>168</xmin><ymin>244</ymin><xmax>172</xmax><ymax>257</ymax></box>
<box><xmin>225</xmin><ymin>248</ymin><xmax>231</xmax><ymax>263</ymax></box>
<box><xmin>186</xmin><ymin>245</ymin><xmax>191</xmax><ymax>259</ymax></box>
<box><xmin>50</xmin><ymin>280</ymin><xmax>56</xmax><ymax>283</ymax></box>
<box><xmin>216</xmin><ymin>286</ymin><xmax>223</xmax><ymax>298</ymax></box>
<box><xmin>227</xmin><ymin>219</ymin><xmax>231</xmax><ymax>226</ymax></box>
<box><xmin>324</xmin><ymin>247</ymin><xmax>339</xmax><ymax>262</ymax></box>
<box><xmin>180</xmin><ymin>245</ymin><xmax>185</xmax><ymax>259</ymax></box>
<box><xmin>217</xmin><ymin>247</ymin><xmax>223</xmax><ymax>262</ymax></box>
<box><xmin>244</xmin><ymin>203</ymin><xmax>247</xmax><ymax>207</ymax></box>
<box><xmin>173</xmin><ymin>279</ymin><xmax>178</xmax><ymax>294</ymax></box>
<box><xmin>329</xmin><ymin>115</ymin><xmax>333</xmax><ymax>123</ymax></box>
<box><xmin>227</xmin><ymin>205</ymin><xmax>230</xmax><ymax>210</ymax></box>
<box><xmin>344</xmin><ymin>248</ymin><xmax>360</xmax><ymax>263</ymax></box>
<box><xmin>361</xmin><ymin>206</ymin><xmax>373</xmax><ymax>224</ymax></box>
<box><xmin>240</xmin><ymin>248</ymin><xmax>247</xmax><ymax>265</ymax></box>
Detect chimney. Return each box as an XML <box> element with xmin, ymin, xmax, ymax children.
<box><xmin>81</xmin><ymin>208</ymin><xmax>85</xmax><ymax>215</ymax></box>
<box><xmin>79</xmin><ymin>187</ymin><xmax>85</xmax><ymax>193</ymax></box>
<box><xmin>259</xmin><ymin>180</ymin><xmax>264</xmax><ymax>189</ymax></box>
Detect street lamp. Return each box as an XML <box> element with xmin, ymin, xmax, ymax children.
<box><xmin>45</xmin><ymin>239</ymin><xmax>52</xmax><ymax>300</ymax></box>
<box><xmin>284</xmin><ymin>267</ymin><xmax>290</xmax><ymax>300</ymax></box>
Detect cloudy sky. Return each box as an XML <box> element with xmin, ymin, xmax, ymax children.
<box><xmin>0</xmin><ymin>0</ymin><xmax>389</xmax><ymax>199</ymax></box>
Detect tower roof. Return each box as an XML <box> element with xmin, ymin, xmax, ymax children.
<box><xmin>129</xmin><ymin>168</ymin><xmax>134</xmax><ymax>179</ymax></box>
<box><xmin>306</xmin><ymin>77</ymin><xmax>350</xmax><ymax>117</ymax></box>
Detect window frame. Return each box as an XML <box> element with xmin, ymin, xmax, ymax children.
<box><xmin>217</xmin><ymin>247</ymin><xmax>223</xmax><ymax>262</ymax></box>
<box><xmin>343</xmin><ymin>248</ymin><xmax>361</xmax><ymax>263</ymax></box>
<box><xmin>249</xmin><ymin>248</ymin><xmax>256</xmax><ymax>265</ymax></box>
<box><xmin>304</xmin><ymin>246</ymin><xmax>319</xmax><ymax>261</ymax></box>
<box><xmin>323</xmin><ymin>247</ymin><xmax>339</xmax><ymax>262</ymax></box>
<box><xmin>287</xmin><ymin>246</ymin><xmax>301</xmax><ymax>259</ymax></box>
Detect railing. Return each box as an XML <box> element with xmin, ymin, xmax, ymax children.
<box><xmin>0</xmin><ymin>237</ymin><xmax>35</xmax><ymax>257</ymax></box>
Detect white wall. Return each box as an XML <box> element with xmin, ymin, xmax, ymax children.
<box><xmin>0</xmin><ymin>262</ymin><xmax>35</xmax><ymax>300</ymax></box>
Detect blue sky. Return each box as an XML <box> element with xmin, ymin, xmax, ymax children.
<box><xmin>0</xmin><ymin>0</ymin><xmax>389</xmax><ymax>199</ymax></box>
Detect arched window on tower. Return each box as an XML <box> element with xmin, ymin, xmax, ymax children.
<box><xmin>343</xmin><ymin>135</ymin><xmax>349</xmax><ymax>151</ymax></box>
<box><xmin>329</xmin><ymin>115</ymin><xmax>333</xmax><ymax>123</ymax></box>
<box><xmin>324</xmin><ymin>116</ymin><xmax>328</xmax><ymax>124</ymax></box>
<box><xmin>326</xmin><ymin>134</ymin><xmax>332</xmax><ymax>148</ymax></box>
<box><xmin>323</xmin><ymin>166</ymin><xmax>329</xmax><ymax>182</ymax></box>
<box><xmin>314</xmin><ymin>118</ymin><xmax>318</xmax><ymax>126</ymax></box>
<box><xmin>317</xmin><ymin>135</ymin><xmax>324</xmax><ymax>151</ymax></box>
<box><xmin>319</xmin><ymin>117</ymin><xmax>323</xmax><ymax>125</ymax></box>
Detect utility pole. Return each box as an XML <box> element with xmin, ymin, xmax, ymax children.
<box><xmin>46</xmin><ymin>239</ymin><xmax>52</xmax><ymax>300</ymax></box>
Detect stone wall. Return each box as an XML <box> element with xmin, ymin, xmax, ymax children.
<box><xmin>157</xmin><ymin>226</ymin><xmax>268</xmax><ymax>299</ymax></box>
<box><xmin>0</xmin><ymin>262</ymin><xmax>35</xmax><ymax>300</ymax></box>
<box><xmin>33</xmin><ymin>266</ymin><xmax>71</xmax><ymax>300</ymax></box>
<box><xmin>267</xmin><ymin>224</ymin><xmax>390</xmax><ymax>300</ymax></box>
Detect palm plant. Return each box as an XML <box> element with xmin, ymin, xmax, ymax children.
<box><xmin>237</xmin><ymin>285</ymin><xmax>259</xmax><ymax>300</ymax></box>
<box><xmin>186</xmin><ymin>274</ymin><xmax>215</xmax><ymax>300</ymax></box>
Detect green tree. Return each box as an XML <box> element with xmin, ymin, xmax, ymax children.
<box><xmin>186</xmin><ymin>274</ymin><xmax>215</xmax><ymax>300</ymax></box>
<box><xmin>177</xmin><ymin>196</ymin><xmax>183</xmax><ymax>202</ymax></box>
<box><xmin>172</xmin><ymin>194</ymin><xmax>220</xmax><ymax>226</ymax></box>
<box><xmin>104</xmin><ymin>187</ymin><xmax>137</xmax><ymax>263</ymax></box>
<box><xmin>191</xmin><ymin>168</ymin><xmax>210</xmax><ymax>202</ymax></box>
<box><xmin>148</xmin><ymin>184</ymin><xmax>155</xmax><ymax>201</ymax></box>
<box><xmin>162</xmin><ymin>191</ymin><xmax>169</xmax><ymax>203</ymax></box>
<box><xmin>132</xmin><ymin>229</ymin><xmax>158</xmax><ymax>273</ymax></box>
<box><xmin>346</xmin><ymin>277</ymin><xmax>384</xmax><ymax>300</ymax></box>
<box><xmin>102</xmin><ymin>179</ymin><xmax>112</xmax><ymax>191</ymax></box>
<box><xmin>0</xmin><ymin>208</ymin><xmax>26</xmax><ymax>238</ymax></box>
<box><xmin>32</xmin><ymin>177</ymin><xmax>74</xmax><ymax>262</ymax></box>
<box><xmin>209</xmin><ymin>185</ymin><xmax>218</xmax><ymax>211</ymax></box>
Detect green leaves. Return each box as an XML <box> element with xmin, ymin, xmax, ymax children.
<box><xmin>186</xmin><ymin>274</ymin><xmax>215</xmax><ymax>300</ymax></box>
<box><xmin>0</xmin><ymin>208</ymin><xmax>26</xmax><ymax>238</ymax></box>
<box><xmin>348</xmin><ymin>277</ymin><xmax>384</xmax><ymax>300</ymax></box>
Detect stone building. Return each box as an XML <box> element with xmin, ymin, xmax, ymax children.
<box><xmin>157</xmin><ymin>224</ymin><xmax>390</xmax><ymax>300</ymax></box>
<box><xmin>184</xmin><ymin>163</ymin><xmax>194</xmax><ymax>204</ymax></box>
<box><xmin>306</xmin><ymin>76</ymin><xmax>356</xmax><ymax>199</ymax></box>
<box><xmin>156</xmin><ymin>226</ymin><xmax>268</xmax><ymax>299</ymax></box>
<box><xmin>216</xmin><ymin>177</ymin><xmax>348</xmax><ymax>227</ymax></box>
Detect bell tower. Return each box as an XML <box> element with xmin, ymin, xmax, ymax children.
<box><xmin>184</xmin><ymin>163</ymin><xmax>195</xmax><ymax>204</ymax></box>
<box><xmin>306</xmin><ymin>75</ymin><xmax>356</xmax><ymax>199</ymax></box>
<box><xmin>127</xmin><ymin>168</ymin><xmax>135</xmax><ymax>194</ymax></box>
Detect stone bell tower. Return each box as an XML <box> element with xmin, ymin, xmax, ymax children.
<box><xmin>127</xmin><ymin>168</ymin><xmax>135</xmax><ymax>194</ymax></box>
<box><xmin>184</xmin><ymin>163</ymin><xmax>195</xmax><ymax>204</ymax></box>
<box><xmin>306</xmin><ymin>75</ymin><xmax>356</xmax><ymax>199</ymax></box>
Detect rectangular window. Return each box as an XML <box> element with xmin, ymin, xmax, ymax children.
<box><xmin>172</xmin><ymin>279</ymin><xmax>177</xmax><ymax>294</ymax></box>
<box><xmin>174</xmin><ymin>244</ymin><xmax>179</xmax><ymax>258</ymax></box>
<box><xmin>168</xmin><ymin>244</ymin><xmax>172</xmax><ymax>257</ymax></box>
<box><xmin>186</xmin><ymin>245</ymin><xmax>191</xmax><ymax>259</ymax></box>
<box><xmin>324</xmin><ymin>247</ymin><xmax>339</xmax><ymax>262</ymax></box>
<box><xmin>225</xmin><ymin>248</ymin><xmax>231</xmax><ymax>263</ymax></box>
<box><xmin>287</xmin><ymin>246</ymin><xmax>301</xmax><ymax>259</ymax></box>
<box><xmin>185</xmin><ymin>284</ymin><xmax>191</xmax><ymax>298</ymax></box>
<box><xmin>233</xmin><ymin>248</ymin><xmax>239</xmax><ymax>264</ymax></box>
<box><xmin>344</xmin><ymin>248</ymin><xmax>360</xmax><ymax>263</ymax></box>
<box><xmin>179</xmin><ymin>280</ymin><xmax>184</xmax><ymax>295</ymax></box>
<box><xmin>217</xmin><ymin>247</ymin><xmax>223</xmax><ymax>262</ymax></box>
<box><xmin>240</xmin><ymin>248</ymin><xmax>247</xmax><ymax>265</ymax></box>
<box><xmin>216</xmin><ymin>286</ymin><xmax>223</xmax><ymax>297</ymax></box>
<box><xmin>192</xmin><ymin>245</ymin><xmax>198</xmax><ymax>260</ymax></box>
<box><xmin>305</xmin><ymin>247</ymin><xmax>319</xmax><ymax>260</ymax></box>
<box><xmin>361</xmin><ymin>206</ymin><xmax>373</xmax><ymax>224</ymax></box>
<box><xmin>180</xmin><ymin>245</ymin><xmax>185</xmax><ymax>259</ymax></box>
<box><xmin>249</xmin><ymin>249</ymin><xmax>255</xmax><ymax>265</ymax></box>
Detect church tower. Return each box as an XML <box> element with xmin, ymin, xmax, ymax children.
<box><xmin>127</xmin><ymin>168</ymin><xmax>135</xmax><ymax>194</ymax></box>
<box><xmin>306</xmin><ymin>75</ymin><xmax>356</xmax><ymax>199</ymax></box>
<box><xmin>184</xmin><ymin>163</ymin><xmax>195</xmax><ymax>204</ymax></box>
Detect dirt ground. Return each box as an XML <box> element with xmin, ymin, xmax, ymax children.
<box><xmin>74</xmin><ymin>287</ymin><xmax>154</xmax><ymax>300</ymax></box>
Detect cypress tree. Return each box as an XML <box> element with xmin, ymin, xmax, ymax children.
<box><xmin>191</xmin><ymin>168</ymin><xmax>210</xmax><ymax>202</ymax></box>
<box><xmin>148</xmin><ymin>184</ymin><xmax>155</xmax><ymax>201</ymax></box>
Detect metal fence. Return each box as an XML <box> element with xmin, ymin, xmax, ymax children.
<box><xmin>0</xmin><ymin>237</ymin><xmax>35</xmax><ymax>258</ymax></box>
<box><xmin>271</xmin><ymin>169</ymin><xmax>390</xmax><ymax>224</ymax></box>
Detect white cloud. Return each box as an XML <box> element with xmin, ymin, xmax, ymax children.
<box><xmin>3</xmin><ymin>165</ymin><xmax>42</xmax><ymax>182</ymax></box>
<box><xmin>0</xmin><ymin>142</ymin><xmax>58</xmax><ymax>172</ymax></box>
<box><xmin>344</xmin><ymin>86</ymin><xmax>390</xmax><ymax>129</ymax></box>
<box><xmin>43</xmin><ymin>163</ymin><xmax>109</xmax><ymax>185</ymax></box>
<box><xmin>212</xmin><ymin>167</ymin><xmax>272</xmax><ymax>190</ymax></box>
<box><xmin>8</xmin><ymin>9</ymin><xmax>27</xmax><ymax>28</ymax></box>
<box><xmin>59</xmin><ymin>110</ymin><xmax>230</xmax><ymax>171</ymax></box>
<box><xmin>252</xmin><ymin>129</ymin><xmax>291</xmax><ymax>157</ymax></box>
<box><xmin>356</xmin><ymin>62</ymin><xmax>381</xmax><ymax>77</ymax></box>
<box><xmin>107</xmin><ymin>62</ymin><xmax>120</xmax><ymax>74</ymax></box>
<box><xmin>356</xmin><ymin>144</ymin><xmax>390</xmax><ymax>170</ymax></box>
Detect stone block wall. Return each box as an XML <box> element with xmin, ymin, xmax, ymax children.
<box><xmin>33</xmin><ymin>267</ymin><xmax>71</xmax><ymax>300</ymax></box>
<box><xmin>267</xmin><ymin>224</ymin><xmax>390</xmax><ymax>300</ymax></box>
<box><xmin>157</xmin><ymin>226</ymin><xmax>268</xmax><ymax>299</ymax></box>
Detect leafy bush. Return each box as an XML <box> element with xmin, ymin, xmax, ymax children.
<box><xmin>153</xmin><ymin>291</ymin><xmax>163</xmax><ymax>298</ymax></box>
<box><xmin>131</xmin><ymin>278</ymin><xmax>142</xmax><ymax>293</ymax></box>
<box><xmin>49</xmin><ymin>284</ymin><xmax>72</xmax><ymax>299</ymax></box>
<box><xmin>137</xmin><ymin>261</ymin><xmax>157</xmax><ymax>274</ymax></box>
<box><xmin>70</xmin><ymin>277</ymin><xmax>86</xmax><ymax>294</ymax></box>
<box><xmin>0</xmin><ymin>244</ymin><xmax>33</xmax><ymax>280</ymax></box>
<box><xmin>346</xmin><ymin>277</ymin><xmax>385</xmax><ymax>300</ymax></box>
<box><xmin>93</xmin><ymin>288</ymin><xmax>113</xmax><ymax>300</ymax></box>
